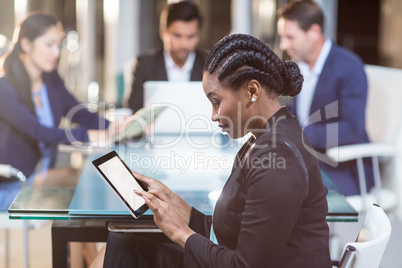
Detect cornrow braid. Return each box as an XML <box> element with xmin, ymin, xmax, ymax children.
<box><xmin>218</xmin><ymin>50</ymin><xmax>283</xmax><ymax>90</ymax></box>
<box><xmin>205</xmin><ymin>35</ymin><xmax>242</xmax><ymax>73</ymax></box>
<box><xmin>204</xmin><ymin>34</ymin><xmax>303</xmax><ymax>97</ymax></box>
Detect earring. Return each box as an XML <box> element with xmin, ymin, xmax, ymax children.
<box><xmin>251</xmin><ymin>97</ymin><xmax>256</xmax><ymax>103</ymax></box>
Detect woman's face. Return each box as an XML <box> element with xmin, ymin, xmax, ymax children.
<box><xmin>23</xmin><ymin>25</ymin><xmax>62</xmax><ymax>73</ymax></box>
<box><xmin>203</xmin><ymin>72</ymin><xmax>252</xmax><ymax>139</ymax></box>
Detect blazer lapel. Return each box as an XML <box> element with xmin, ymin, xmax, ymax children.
<box><xmin>190</xmin><ymin>51</ymin><xmax>204</xmax><ymax>81</ymax></box>
<box><xmin>155</xmin><ymin>49</ymin><xmax>168</xmax><ymax>80</ymax></box>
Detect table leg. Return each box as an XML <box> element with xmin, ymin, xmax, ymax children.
<box><xmin>51</xmin><ymin>220</ymin><xmax>109</xmax><ymax>268</ymax></box>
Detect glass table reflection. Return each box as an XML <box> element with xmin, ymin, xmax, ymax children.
<box><xmin>8</xmin><ymin>134</ymin><xmax>357</xmax><ymax>268</ymax></box>
<box><xmin>9</xmin><ymin>133</ymin><xmax>357</xmax><ymax>222</ymax></box>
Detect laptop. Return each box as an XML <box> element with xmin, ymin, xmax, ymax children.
<box><xmin>143</xmin><ymin>81</ymin><xmax>219</xmax><ymax>134</ymax></box>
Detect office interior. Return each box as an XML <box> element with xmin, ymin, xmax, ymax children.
<box><xmin>1</xmin><ymin>0</ymin><xmax>401</xmax><ymax>105</ymax></box>
<box><xmin>1</xmin><ymin>0</ymin><xmax>402</xmax><ymax>267</ymax></box>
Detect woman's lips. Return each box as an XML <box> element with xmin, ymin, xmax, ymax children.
<box><xmin>219</xmin><ymin>124</ymin><xmax>228</xmax><ymax>129</ymax></box>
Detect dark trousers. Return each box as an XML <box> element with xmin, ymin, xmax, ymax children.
<box><xmin>103</xmin><ymin>232</ymin><xmax>184</xmax><ymax>268</ymax></box>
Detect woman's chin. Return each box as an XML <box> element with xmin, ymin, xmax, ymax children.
<box><xmin>42</xmin><ymin>66</ymin><xmax>56</xmax><ymax>73</ymax></box>
<box><xmin>223</xmin><ymin>131</ymin><xmax>240</xmax><ymax>140</ymax></box>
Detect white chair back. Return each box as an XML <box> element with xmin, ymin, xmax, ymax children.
<box><xmin>365</xmin><ymin>65</ymin><xmax>402</xmax><ymax>218</ymax></box>
<box><xmin>365</xmin><ymin>65</ymin><xmax>402</xmax><ymax>144</ymax></box>
<box><xmin>338</xmin><ymin>204</ymin><xmax>391</xmax><ymax>268</ymax></box>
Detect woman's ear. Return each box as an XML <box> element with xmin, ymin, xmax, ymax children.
<box><xmin>247</xmin><ymin>79</ymin><xmax>261</xmax><ymax>100</ymax></box>
<box><xmin>19</xmin><ymin>38</ymin><xmax>32</xmax><ymax>53</ymax></box>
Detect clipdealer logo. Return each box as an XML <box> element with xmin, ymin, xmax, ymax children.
<box><xmin>63</xmin><ymin>101</ymin><xmax>342</xmax><ymax>168</ymax></box>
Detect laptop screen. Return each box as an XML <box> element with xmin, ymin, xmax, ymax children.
<box><xmin>143</xmin><ymin>81</ymin><xmax>219</xmax><ymax>134</ymax></box>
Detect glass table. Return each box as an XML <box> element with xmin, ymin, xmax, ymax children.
<box><xmin>8</xmin><ymin>134</ymin><xmax>357</xmax><ymax>267</ymax></box>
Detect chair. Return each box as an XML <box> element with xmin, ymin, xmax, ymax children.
<box><xmin>327</xmin><ymin>64</ymin><xmax>402</xmax><ymax>214</ymax></box>
<box><xmin>0</xmin><ymin>164</ymin><xmax>26</xmax><ymax>182</ymax></box>
<box><xmin>332</xmin><ymin>204</ymin><xmax>392</xmax><ymax>268</ymax></box>
<box><xmin>0</xmin><ymin>164</ymin><xmax>30</xmax><ymax>268</ymax></box>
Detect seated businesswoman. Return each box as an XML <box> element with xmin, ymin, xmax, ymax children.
<box><xmin>91</xmin><ymin>34</ymin><xmax>331</xmax><ymax>268</ymax></box>
<box><xmin>0</xmin><ymin>13</ymin><xmax>119</xmax><ymax>210</ymax></box>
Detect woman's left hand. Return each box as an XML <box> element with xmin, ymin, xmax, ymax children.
<box><xmin>107</xmin><ymin>115</ymin><xmax>129</xmax><ymax>139</ymax></box>
<box><xmin>135</xmin><ymin>188</ymin><xmax>195</xmax><ymax>248</ymax></box>
<box><xmin>88</xmin><ymin>115</ymin><xmax>127</xmax><ymax>146</ymax></box>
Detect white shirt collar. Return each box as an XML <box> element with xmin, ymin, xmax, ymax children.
<box><xmin>164</xmin><ymin>50</ymin><xmax>196</xmax><ymax>73</ymax></box>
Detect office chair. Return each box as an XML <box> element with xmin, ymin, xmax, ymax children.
<box><xmin>332</xmin><ymin>204</ymin><xmax>392</xmax><ymax>268</ymax></box>
<box><xmin>327</xmin><ymin>65</ymin><xmax>402</xmax><ymax>214</ymax></box>
<box><xmin>0</xmin><ymin>164</ymin><xmax>30</xmax><ymax>268</ymax></box>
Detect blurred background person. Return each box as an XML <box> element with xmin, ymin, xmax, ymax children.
<box><xmin>0</xmin><ymin>11</ymin><xmax>126</xmax><ymax>267</ymax></box>
<box><xmin>125</xmin><ymin>1</ymin><xmax>208</xmax><ymax>113</ymax></box>
<box><xmin>277</xmin><ymin>0</ymin><xmax>373</xmax><ymax>196</ymax></box>
<box><xmin>0</xmin><ymin>12</ymin><xmax>120</xmax><ymax>209</ymax></box>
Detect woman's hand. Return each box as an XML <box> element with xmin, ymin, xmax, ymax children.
<box><xmin>135</xmin><ymin>188</ymin><xmax>195</xmax><ymax>248</ymax></box>
<box><xmin>88</xmin><ymin>115</ymin><xmax>127</xmax><ymax>146</ymax></box>
<box><xmin>107</xmin><ymin>115</ymin><xmax>128</xmax><ymax>140</ymax></box>
<box><xmin>133</xmin><ymin>171</ymin><xmax>173</xmax><ymax>199</ymax></box>
<box><xmin>133</xmin><ymin>171</ymin><xmax>192</xmax><ymax>225</ymax></box>
<box><xmin>88</xmin><ymin>129</ymin><xmax>110</xmax><ymax>146</ymax></box>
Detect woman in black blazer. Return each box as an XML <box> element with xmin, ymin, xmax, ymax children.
<box><xmin>92</xmin><ymin>34</ymin><xmax>331</xmax><ymax>268</ymax></box>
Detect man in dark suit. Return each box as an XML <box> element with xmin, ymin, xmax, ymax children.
<box><xmin>277</xmin><ymin>0</ymin><xmax>373</xmax><ymax>196</ymax></box>
<box><xmin>126</xmin><ymin>1</ymin><xmax>208</xmax><ymax>113</ymax></box>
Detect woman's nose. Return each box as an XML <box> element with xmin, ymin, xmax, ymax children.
<box><xmin>211</xmin><ymin>113</ymin><xmax>219</xmax><ymax>122</ymax></box>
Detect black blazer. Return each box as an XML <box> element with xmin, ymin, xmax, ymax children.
<box><xmin>126</xmin><ymin>48</ymin><xmax>208</xmax><ymax>113</ymax></box>
<box><xmin>185</xmin><ymin>107</ymin><xmax>331</xmax><ymax>267</ymax></box>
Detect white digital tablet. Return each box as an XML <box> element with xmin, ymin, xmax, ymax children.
<box><xmin>92</xmin><ymin>151</ymin><xmax>149</xmax><ymax>219</ymax></box>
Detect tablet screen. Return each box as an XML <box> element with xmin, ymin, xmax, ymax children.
<box><xmin>93</xmin><ymin>151</ymin><xmax>148</xmax><ymax>218</ymax></box>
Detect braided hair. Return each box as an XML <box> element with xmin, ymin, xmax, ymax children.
<box><xmin>204</xmin><ymin>34</ymin><xmax>303</xmax><ymax>97</ymax></box>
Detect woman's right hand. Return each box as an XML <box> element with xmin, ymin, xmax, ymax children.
<box><xmin>133</xmin><ymin>171</ymin><xmax>192</xmax><ymax>225</ymax></box>
<box><xmin>133</xmin><ymin>171</ymin><xmax>173</xmax><ymax>200</ymax></box>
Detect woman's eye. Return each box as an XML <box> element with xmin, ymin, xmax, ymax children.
<box><xmin>212</xmin><ymin>99</ymin><xmax>220</xmax><ymax>106</ymax></box>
